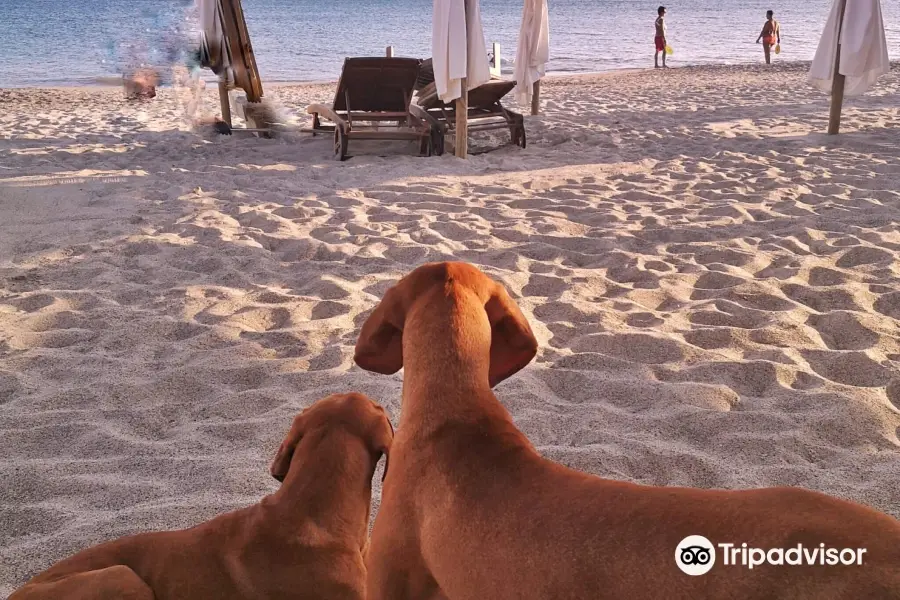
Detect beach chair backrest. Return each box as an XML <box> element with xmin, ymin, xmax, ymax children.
<box><xmin>417</xmin><ymin>79</ymin><xmax>516</xmax><ymax>110</ymax></box>
<box><xmin>219</xmin><ymin>0</ymin><xmax>264</xmax><ymax>102</ymax></box>
<box><xmin>333</xmin><ymin>57</ymin><xmax>421</xmax><ymax>113</ymax></box>
<box><xmin>466</xmin><ymin>80</ymin><xmax>516</xmax><ymax>108</ymax></box>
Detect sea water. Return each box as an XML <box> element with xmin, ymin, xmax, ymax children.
<box><xmin>0</xmin><ymin>0</ymin><xmax>898</xmax><ymax>87</ymax></box>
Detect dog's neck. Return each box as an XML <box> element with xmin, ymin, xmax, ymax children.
<box><xmin>399</xmin><ymin>291</ymin><xmax>507</xmax><ymax>430</ymax></box>
<box><xmin>269</xmin><ymin>430</ymin><xmax>373</xmax><ymax>550</ymax></box>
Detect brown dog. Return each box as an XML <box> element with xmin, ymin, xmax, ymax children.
<box><xmin>355</xmin><ymin>262</ymin><xmax>900</xmax><ymax>600</ymax></box>
<box><xmin>10</xmin><ymin>393</ymin><xmax>393</xmax><ymax>600</ymax></box>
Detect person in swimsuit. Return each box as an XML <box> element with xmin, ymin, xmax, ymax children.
<box><xmin>756</xmin><ymin>10</ymin><xmax>781</xmax><ymax>65</ymax></box>
<box><xmin>654</xmin><ymin>6</ymin><xmax>667</xmax><ymax>69</ymax></box>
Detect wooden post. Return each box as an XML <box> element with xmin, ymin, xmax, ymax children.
<box><xmin>455</xmin><ymin>79</ymin><xmax>468</xmax><ymax>158</ymax></box>
<box><xmin>531</xmin><ymin>80</ymin><xmax>541</xmax><ymax>116</ymax></box>
<box><xmin>490</xmin><ymin>42</ymin><xmax>501</xmax><ymax>78</ymax></box>
<box><xmin>218</xmin><ymin>80</ymin><xmax>232</xmax><ymax>127</ymax></box>
<box><xmin>827</xmin><ymin>0</ymin><xmax>848</xmax><ymax>135</ymax></box>
<box><xmin>385</xmin><ymin>45</ymin><xmax>394</xmax><ymax>58</ymax></box>
<box><xmin>455</xmin><ymin>0</ymin><xmax>469</xmax><ymax>158</ymax></box>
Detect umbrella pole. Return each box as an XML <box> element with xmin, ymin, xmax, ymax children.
<box><xmin>455</xmin><ymin>81</ymin><xmax>468</xmax><ymax>158</ymax></box>
<box><xmin>455</xmin><ymin>0</ymin><xmax>469</xmax><ymax>158</ymax></box>
<box><xmin>827</xmin><ymin>0</ymin><xmax>848</xmax><ymax>135</ymax></box>
<box><xmin>531</xmin><ymin>80</ymin><xmax>541</xmax><ymax>115</ymax></box>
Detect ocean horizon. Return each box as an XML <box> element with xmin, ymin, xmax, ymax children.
<box><xmin>1</xmin><ymin>0</ymin><xmax>898</xmax><ymax>87</ymax></box>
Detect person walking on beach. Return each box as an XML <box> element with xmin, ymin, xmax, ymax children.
<box><xmin>654</xmin><ymin>6</ymin><xmax>667</xmax><ymax>68</ymax></box>
<box><xmin>756</xmin><ymin>10</ymin><xmax>781</xmax><ymax>64</ymax></box>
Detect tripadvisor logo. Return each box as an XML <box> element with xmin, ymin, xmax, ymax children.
<box><xmin>675</xmin><ymin>536</ymin><xmax>867</xmax><ymax>575</ymax></box>
<box><xmin>676</xmin><ymin>535</ymin><xmax>716</xmax><ymax>576</ymax></box>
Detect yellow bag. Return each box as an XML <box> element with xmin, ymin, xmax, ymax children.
<box><xmin>665</xmin><ymin>45</ymin><xmax>674</xmax><ymax>55</ymax></box>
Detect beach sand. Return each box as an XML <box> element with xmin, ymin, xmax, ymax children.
<box><xmin>1</xmin><ymin>62</ymin><xmax>899</xmax><ymax>593</ymax></box>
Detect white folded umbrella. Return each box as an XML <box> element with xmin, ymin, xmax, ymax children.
<box><xmin>432</xmin><ymin>0</ymin><xmax>491</xmax><ymax>103</ymax></box>
<box><xmin>809</xmin><ymin>0</ymin><xmax>889</xmax><ymax>97</ymax></box>
<box><xmin>198</xmin><ymin>0</ymin><xmax>230</xmax><ymax>74</ymax></box>
<box><xmin>514</xmin><ymin>0</ymin><xmax>550</xmax><ymax>106</ymax></box>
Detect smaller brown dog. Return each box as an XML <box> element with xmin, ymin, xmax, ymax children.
<box><xmin>10</xmin><ymin>393</ymin><xmax>393</xmax><ymax>600</ymax></box>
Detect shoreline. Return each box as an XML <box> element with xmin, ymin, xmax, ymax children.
<box><xmin>0</xmin><ymin>60</ymin><xmax>827</xmax><ymax>91</ymax></box>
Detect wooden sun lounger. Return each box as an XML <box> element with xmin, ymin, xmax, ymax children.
<box><xmin>416</xmin><ymin>79</ymin><xmax>526</xmax><ymax>150</ymax></box>
<box><xmin>200</xmin><ymin>0</ymin><xmax>270</xmax><ymax>135</ymax></box>
<box><xmin>306</xmin><ymin>57</ymin><xmax>443</xmax><ymax>160</ymax></box>
<box><xmin>218</xmin><ymin>0</ymin><xmax>263</xmax><ymax>103</ymax></box>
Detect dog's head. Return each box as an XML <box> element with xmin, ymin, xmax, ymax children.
<box><xmin>269</xmin><ymin>392</ymin><xmax>393</xmax><ymax>483</ymax></box>
<box><xmin>354</xmin><ymin>262</ymin><xmax>538</xmax><ymax>387</ymax></box>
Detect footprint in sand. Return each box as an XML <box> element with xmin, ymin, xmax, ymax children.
<box><xmin>886</xmin><ymin>380</ymin><xmax>900</xmax><ymax>411</ymax></box>
<box><xmin>660</xmin><ymin>360</ymin><xmax>791</xmax><ymax>398</ymax></box>
<box><xmin>802</xmin><ymin>351</ymin><xmax>892</xmax><ymax>388</ymax></box>
<box><xmin>836</xmin><ymin>246</ymin><xmax>893</xmax><ymax>269</ymax></box>
<box><xmin>10</xmin><ymin>293</ymin><xmax>58</xmax><ymax>313</ymax></box>
<box><xmin>250</xmin><ymin>291</ymin><xmax>293</xmax><ymax>305</ymax></box>
<box><xmin>694</xmin><ymin>248</ymin><xmax>755</xmax><ymax>267</ymax></box>
<box><xmin>689</xmin><ymin>300</ymin><xmax>770</xmax><ymax>329</ymax></box>
<box><xmin>693</xmin><ymin>271</ymin><xmax>745</xmax><ymax>290</ymax></box>
<box><xmin>781</xmin><ymin>284</ymin><xmax>863</xmax><ymax>313</ymax></box>
<box><xmin>684</xmin><ymin>327</ymin><xmax>744</xmax><ymax>350</ymax></box>
<box><xmin>807</xmin><ymin>267</ymin><xmax>850</xmax><ymax>287</ymax></box>
<box><xmin>874</xmin><ymin>292</ymin><xmax>900</xmax><ymax>320</ymax></box>
<box><xmin>806</xmin><ymin>312</ymin><xmax>879</xmax><ymax>351</ymax></box>
<box><xmin>522</xmin><ymin>274</ymin><xmax>569</xmax><ymax>298</ymax></box>
<box><xmin>626</xmin><ymin>312</ymin><xmax>664</xmax><ymax>328</ymax></box>
<box><xmin>11</xmin><ymin>329</ymin><xmax>97</xmax><ymax>350</ymax></box>
<box><xmin>226</xmin><ymin>307</ymin><xmax>293</xmax><ymax>332</ymax></box>
<box><xmin>572</xmin><ymin>333</ymin><xmax>688</xmax><ymax>364</ymax></box>
<box><xmin>311</xmin><ymin>301</ymin><xmax>351</xmax><ymax>320</ymax></box>
<box><xmin>533</xmin><ymin>301</ymin><xmax>597</xmax><ymax>325</ymax></box>
<box><xmin>239</xmin><ymin>331</ymin><xmax>308</xmax><ymax>359</ymax></box>
<box><xmin>723</xmin><ymin>289</ymin><xmax>796</xmax><ymax>312</ymax></box>
<box><xmin>295</xmin><ymin>280</ymin><xmax>350</xmax><ymax>301</ymax></box>
<box><xmin>308</xmin><ymin>347</ymin><xmax>345</xmax><ymax>371</ymax></box>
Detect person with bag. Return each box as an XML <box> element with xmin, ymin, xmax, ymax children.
<box><xmin>756</xmin><ymin>10</ymin><xmax>781</xmax><ymax>64</ymax></box>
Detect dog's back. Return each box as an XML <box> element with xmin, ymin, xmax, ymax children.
<box><xmin>14</xmin><ymin>510</ymin><xmax>369</xmax><ymax>599</ymax></box>
<box><xmin>415</xmin><ymin>417</ymin><xmax>900</xmax><ymax>599</ymax></box>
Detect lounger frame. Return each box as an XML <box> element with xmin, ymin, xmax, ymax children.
<box><xmin>416</xmin><ymin>80</ymin><xmax>526</xmax><ymax>150</ymax></box>
<box><xmin>306</xmin><ymin>58</ymin><xmax>443</xmax><ymax>160</ymax></box>
<box><xmin>201</xmin><ymin>0</ymin><xmax>271</xmax><ymax>136</ymax></box>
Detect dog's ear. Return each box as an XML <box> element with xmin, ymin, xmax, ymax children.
<box><xmin>269</xmin><ymin>414</ymin><xmax>306</xmax><ymax>483</ymax></box>
<box><xmin>370</xmin><ymin>416</ymin><xmax>394</xmax><ymax>483</ymax></box>
<box><xmin>485</xmin><ymin>285</ymin><xmax>538</xmax><ymax>387</ymax></box>
<box><xmin>355</xmin><ymin>287</ymin><xmax>404</xmax><ymax>375</ymax></box>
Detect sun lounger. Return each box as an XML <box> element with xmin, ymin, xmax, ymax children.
<box><xmin>306</xmin><ymin>57</ymin><xmax>443</xmax><ymax>160</ymax></box>
<box><xmin>416</xmin><ymin>79</ymin><xmax>526</xmax><ymax>150</ymax></box>
<box><xmin>199</xmin><ymin>0</ymin><xmax>271</xmax><ymax>135</ymax></box>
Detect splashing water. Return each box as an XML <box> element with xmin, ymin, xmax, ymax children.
<box><xmin>102</xmin><ymin>0</ymin><xmax>219</xmax><ymax>128</ymax></box>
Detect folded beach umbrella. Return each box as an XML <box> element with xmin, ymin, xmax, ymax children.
<box><xmin>432</xmin><ymin>0</ymin><xmax>491</xmax><ymax>104</ymax></box>
<box><xmin>809</xmin><ymin>0</ymin><xmax>889</xmax><ymax>133</ymax></box>
<box><xmin>514</xmin><ymin>0</ymin><xmax>549</xmax><ymax>107</ymax></box>
<box><xmin>199</xmin><ymin>0</ymin><xmax>227</xmax><ymax>74</ymax></box>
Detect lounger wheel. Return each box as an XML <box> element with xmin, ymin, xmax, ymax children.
<box><xmin>334</xmin><ymin>127</ymin><xmax>348</xmax><ymax>161</ymax></box>
<box><xmin>214</xmin><ymin>120</ymin><xmax>233</xmax><ymax>135</ymax></box>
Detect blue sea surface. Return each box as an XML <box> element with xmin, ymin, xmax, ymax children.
<box><xmin>0</xmin><ymin>0</ymin><xmax>898</xmax><ymax>87</ymax></box>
